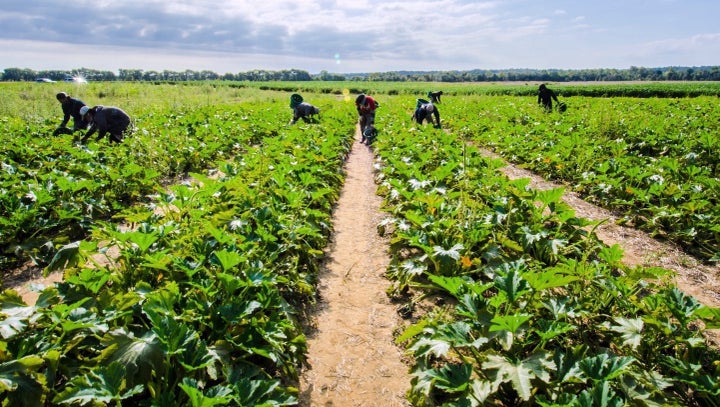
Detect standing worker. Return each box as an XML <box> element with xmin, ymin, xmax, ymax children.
<box><xmin>79</xmin><ymin>105</ymin><xmax>131</xmax><ymax>144</ymax></box>
<box><xmin>54</xmin><ymin>92</ymin><xmax>88</xmax><ymax>135</ymax></box>
<box><xmin>413</xmin><ymin>98</ymin><xmax>441</xmax><ymax>128</ymax></box>
<box><xmin>537</xmin><ymin>84</ymin><xmax>560</xmax><ymax>112</ymax></box>
<box><xmin>289</xmin><ymin>93</ymin><xmax>320</xmax><ymax>125</ymax></box>
<box><xmin>355</xmin><ymin>93</ymin><xmax>378</xmax><ymax>144</ymax></box>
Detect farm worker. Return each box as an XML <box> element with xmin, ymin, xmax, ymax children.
<box><xmin>427</xmin><ymin>90</ymin><xmax>443</xmax><ymax>104</ymax></box>
<box><xmin>79</xmin><ymin>105</ymin><xmax>131</xmax><ymax>144</ymax></box>
<box><xmin>537</xmin><ymin>84</ymin><xmax>559</xmax><ymax>112</ymax></box>
<box><xmin>355</xmin><ymin>93</ymin><xmax>378</xmax><ymax>144</ymax></box>
<box><xmin>289</xmin><ymin>93</ymin><xmax>320</xmax><ymax>124</ymax></box>
<box><xmin>413</xmin><ymin>99</ymin><xmax>441</xmax><ymax>128</ymax></box>
<box><xmin>54</xmin><ymin>92</ymin><xmax>88</xmax><ymax>135</ymax></box>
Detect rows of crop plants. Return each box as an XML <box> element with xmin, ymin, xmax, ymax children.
<box><xmin>0</xmin><ymin>81</ymin><xmax>329</xmax><ymax>270</ymax></box>
<box><xmin>0</xmin><ymin>88</ymin><xmax>357</xmax><ymax>405</ymax></box>
<box><xmin>248</xmin><ymin>80</ymin><xmax>720</xmax><ymax>98</ymax></box>
<box><xmin>437</xmin><ymin>94</ymin><xmax>720</xmax><ymax>261</ymax></box>
<box><xmin>368</xmin><ymin>98</ymin><xmax>720</xmax><ymax>406</ymax></box>
<box><xmin>3</xmin><ymin>81</ymin><xmax>720</xmax><ymax>406</ymax></box>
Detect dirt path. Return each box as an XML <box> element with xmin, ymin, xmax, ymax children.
<box><xmin>298</xmin><ymin>133</ymin><xmax>411</xmax><ymax>406</ymax></box>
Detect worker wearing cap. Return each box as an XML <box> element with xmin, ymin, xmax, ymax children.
<box><xmin>289</xmin><ymin>93</ymin><xmax>320</xmax><ymax>125</ymax></box>
<box><xmin>79</xmin><ymin>105</ymin><xmax>131</xmax><ymax>144</ymax></box>
<box><xmin>55</xmin><ymin>92</ymin><xmax>88</xmax><ymax>134</ymax></box>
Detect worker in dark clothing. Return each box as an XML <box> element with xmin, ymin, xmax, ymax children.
<box><xmin>413</xmin><ymin>98</ymin><xmax>441</xmax><ymax>128</ymax></box>
<box><xmin>427</xmin><ymin>90</ymin><xmax>443</xmax><ymax>104</ymax></box>
<box><xmin>54</xmin><ymin>92</ymin><xmax>88</xmax><ymax>135</ymax></box>
<box><xmin>289</xmin><ymin>93</ymin><xmax>320</xmax><ymax>124</ymax></box>
<box><xmin>538</xmin><ymin>84</ymin><xmax>559</xmax><ymax>112</ymax></box>
<box><xmin>79</xmin><ymin>105</ymin><xmax>131</xmax><ymax>144</ymax></box>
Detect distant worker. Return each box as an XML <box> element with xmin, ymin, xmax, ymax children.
<box><xmin>54</xmin><ymin>92</ymin><xmax>88</xmax><ymax>136</ymax></box>
<box><xmin>79</xmin><ymin>105</ymin><xmax>131</xmax><ymax>144</ymax></box>
<box><xmin>427</xmin><ymin>90</ymin><xmax>443</xmax><ymax>104</ymax></box>
<box><xmin>413</xmin><ymin>98</ymin><xmax>441</xmax><ymax>128</ymax></box>
<box><xmin>355</xmin><ymin>93</ymin><xmax>378</xmax><ymax>144</ymax></box>
<box><xmin>289</xmin><ymin>93</ymin><xmax>320</xmax><ymax>125</ymax></box>
<box><xmin>537</xmin><ymin>84</ymin><xmax>559</xmax><ymax>112</ymax></box>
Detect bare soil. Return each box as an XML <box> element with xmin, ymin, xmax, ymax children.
<box><xmin>298</xmin><ymin>131</ymin><xmax>412</xmax><ymax>406</ymax></box>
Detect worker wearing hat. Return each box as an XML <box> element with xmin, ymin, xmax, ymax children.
<box><xmin>79</xmin><ymin>105</ymin><xmax>132</xmax><ymax>144</ymax></box>
<box><xmin>289</xmin><ymin>93</ymin><xmax>320</xmax><ymax>125</ymax></box>
<box><xmin>54</xmin><ymin>92</ymin><xmax>88</xmax><ymax>135</ymax></box>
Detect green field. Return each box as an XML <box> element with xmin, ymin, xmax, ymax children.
<box><xmin>1</xmin><ymin>81</ymin><xmax>719</xmax><ymax>406</ymax></box>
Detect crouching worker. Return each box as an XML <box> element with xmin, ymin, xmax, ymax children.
<box><xmin>356</xmin><ymin>93</ymin><xmax>378</xmax><ymax>144</ymax></box>
<box><xmin>413</xmin><ymin>99</ymin><xmax>441</xmax><ymax>128</ymax></box>
<box><xmin>53</xmin><ymin>92</ymin><xmax>88</xmax><ymax>136</ymax></box>
<box><xmin>427</xmin><ymin>90</ymin><xmax>443</xmax><ymax>104</ymax></box>
<box><xmin>79</xmin><ymin>105</ymin><xmax>131</xmax><ymax>144</ymax></box>
<box><xmin>289</xmin><ymin>93</ymin><xmax>320</xmax><ymax>125</ymax></box>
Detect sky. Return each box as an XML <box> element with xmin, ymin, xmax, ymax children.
<box><xmin>1</xmin><ymin>0</ymin><xmax>719</xmax><ymax>75</ymax></box>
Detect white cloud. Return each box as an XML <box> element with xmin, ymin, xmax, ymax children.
<box><xmin>1</xmin><ymin>1</ymin><xmax>720</xmax><ymax>73</ymax></box>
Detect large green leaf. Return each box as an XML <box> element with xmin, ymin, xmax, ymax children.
<box><xmin>53</xmin><ymin>361</ymin><xmax>144</xmax><ymax>405</ymax></box>
<box><xmin>0</xmin><ymin>355</ymin><xmax>44</xmax><ymax>393</ymax></box>
<box><xmin>482</xmin><ymin>352</ymin><xmax>556</xmax><ymax>401</ymax></box>
<box><xmin>579</xmin><ymin>353</ymin><xmax>635</xmax><ymax>382</ymax></box>
<box><xmin>211</xmin><ymin>249</ymin><xmax>245</xmax><ymax>272</ymax></box>
<box><xmin>64</xmin><ymin>267</ymin><xmax>111</xmax><ymax>294</ymax></box>
<box><xmin>523</xmin><ymin>268</ymin><xmax>580</xmax><ymax>292</ymax></box>
<box><xmin>0</xmin><ymin>304</ymin><xmax>34</xmax><ymax>339</ymax></box>
<box><xmin>694</xmin><ymin>306</ymin><xmax>720</xmax><ymax>329</ymax></box>
<box><xmin>577</xmin><ymin>380</ymin><xmax>624</xmax><ymax>407</ymax></box>
<box><xmin>180</xmin><ymin>378</ymin><xmax>233</xmax><ymax>407</ymax></box>
<box><xmin>489</xmin><ymin>313</ymin><xmax>532</xmax><ymax>335</ymax></box>
<box><xmin>98</xmin><ymin>329</ymin><xmax>164</xmax><ymax>388</ymax></box>
<box><xmin>603</xmin><ymin>317</ymin><xmax>643</xmax><ymax>350</ymax></box>
<box><xmin>425</xmin><ymin>363</ymin><xmax>473</xmax><ymax>393</ymax></box>
<box><xmin>493</xmin><ymin>265</ymin><xmax>530</xmax><ymax>304</ymax></box>
<box><xmin>46</xmin><ymin>241</ymin><xmax>82</xmax><ymax>272</ymax></box>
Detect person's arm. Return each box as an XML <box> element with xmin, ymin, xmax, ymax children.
<box><xmin>432</xmin><ymin>109</ymin><xmax>441</xmax><ymax>127</ymax></box>
<box><xmin>96</xmin><ymin>130</ymin><xmax>106</xmax><ymax>141</ymax></box>
<box><xmin>60</xmin><ymin>105</ymin><xmax>70</xmax><ymax>127</ymax></box>
<box><xmin>552</xmin><ymin>91</ymin><xmax>559</xmax><ymax>103</ymax></box>
<box><xmin>80</xmin><ymin>125</ymin><xmax>96</xmax><ymax>143</ymax></box>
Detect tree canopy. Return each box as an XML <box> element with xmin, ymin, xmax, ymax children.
<box><xmin>3</xmin><ymin>65</ymin><xmax>719</xmax><ymax>82</ymax></box>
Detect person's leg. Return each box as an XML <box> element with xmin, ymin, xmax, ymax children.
<box><xmin>359</xmin><ymin>115</ymin><xmax>368</xmax><ymax>143</ymax></box>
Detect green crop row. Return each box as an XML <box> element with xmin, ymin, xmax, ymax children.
<box><xmin>0</xmin><ymin>97</ymin><xmax>356</xmax><ymax>405</ymax></box>
<box><xmin>370</xmin><ymin>100</ymin><xmax>720</xmax><ymax>406</ymax></box>
<box><xmin>444</xmin><ymin>94</ymin><xmax>720</xmax><ymax>261</ymax></box>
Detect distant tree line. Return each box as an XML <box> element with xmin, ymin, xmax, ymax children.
<box><xmin>0</xmin><ymin>68</ymin><xmax>314</xmax><ymax>82</ymax></box>
<box><xmin>3</xmin><ymin>65</ymin><xmax>720</xmax><ymax>82</ymax></box>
